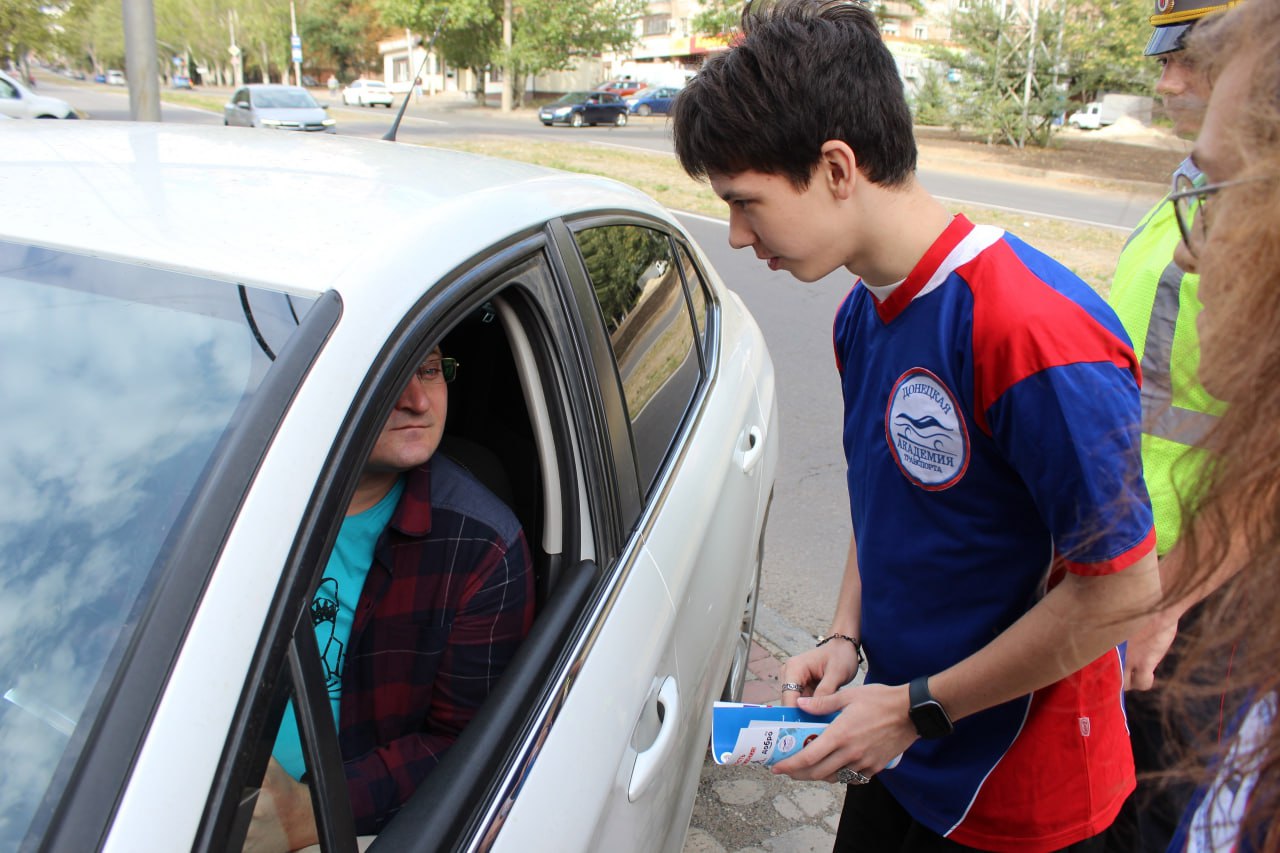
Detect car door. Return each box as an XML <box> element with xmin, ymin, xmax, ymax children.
<box><xmin>226</xmin><ymin>88</ymin><xmax>249</xmax><ymax>126</ymax></box>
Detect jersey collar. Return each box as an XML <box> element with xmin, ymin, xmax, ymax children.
<box><xmin>871</xmin><ymin>214</ymin><xmax>976</xmax><ymax>324</ymax></box>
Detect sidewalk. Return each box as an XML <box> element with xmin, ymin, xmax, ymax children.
<box><xmin>683</xmin><ymin>609</ymin><xmax>851</xmax><ymax>853</ymax></box>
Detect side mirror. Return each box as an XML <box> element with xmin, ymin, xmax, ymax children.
<box><xmin>237</xmin><ymin>102</ymin><xmax>250</xmax><ymax>110</ymax></box>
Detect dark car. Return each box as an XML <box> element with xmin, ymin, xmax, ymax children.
<box><xmin>538</xmin><ymin>91</ymin><xmax>628</xmax><ymax>128</ymax></box>
<box><xmin>627</xmin><ymin>86</ymin><xmax>681</xmax><ymax>117</ymax></box>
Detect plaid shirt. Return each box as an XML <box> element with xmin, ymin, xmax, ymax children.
<box><xmin>336</xmin><ymin>455</ymin><xmax>534</xmax><ymax>834</ymax></box>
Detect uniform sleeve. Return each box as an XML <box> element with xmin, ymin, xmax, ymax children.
<box><xmin>965</xmin><ymin>238</ymin><xmax>1155</xmax><ymax>573</ymax></box>
<box><xmin>343</xmin><ymin>530</ymin><xmax>535</xmax><ymax>833</ymax></box>
<box><xmin>986</xmin><ymin>362</ymin><xmax>1154</xmax><ymax>573</ymax></box>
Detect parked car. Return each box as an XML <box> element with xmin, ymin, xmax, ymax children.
<box><xmin>341</xmin><ymin>78</ymin><xmax>395</xmax><ymax>108</ymax></box>
<box><xmin>595</xmin><ymin>79</ymin><xmax>647</xmax><ymax>98</ymax></box>
<box><xmin>105</xmin><ymin>69</ymin><xmax>125</xmax><ymax>86</ymax></box>
<box><xmin>0</xmin><ymin>69</ymin><xmax>78</xmax><ymax>119</ymax></box>
<box><xmin>539</xmin><ymin>91</ymin><xmax>629</xmax><ymax>127</ymax></box>
<box><xmin>171</xmin><ymin>74</ymin><xmax>192</xmax><ymax>89</ymax></box>
<box><xmin>224</xmin><ymin>83</ymin><xmax>336</xmax><ymax>132</ymax></box>
<box><xmin>627</xmin><ymin>86</ymin><xmax>681</xmax><ymax>117</ymax></box>
<box><xmin>0</xmin><ymin>121</ymin><xmax>778</xmax><ymax>853</ymax></box>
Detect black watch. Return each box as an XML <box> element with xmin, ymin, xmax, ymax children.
<box><xmin>908</xmin><ymin>676</ymin><xmax>954</xmax><ymax>739</ymax></box>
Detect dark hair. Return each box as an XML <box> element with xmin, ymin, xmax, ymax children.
<box><xmin>672</xmin><ymin>0</ymin><xmax>916</xmax><ymax>189</ymax></box>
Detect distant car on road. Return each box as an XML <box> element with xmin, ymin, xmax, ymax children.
<box><xmin>539</xmin><ymin>91</ymin><xmax>628</xmax><ymax>128</ymax></box>
<box><xmin>341</xmin><ymin>79</ymin><xmax>394</xmax><ymax>108</ymax></box>
<box><xmin>224</xmin><ymin>84</ymin><xmax>336</xmax><ymax>133</ymax></box>
<box><xmin>627</xmin><ymin>87</ymin><xmax>681</xmax><ymax>117</ymax></box>
<box><xmin>0</xmin><ymin>70</ymin><xmax>78</xmax><ymax>119</ymax></box>
<box><xmin>171</xmin><ymin>75</ymin><xmax>193</xmax><ymax>89</ymax></box>
<box><xmin>105</xmin><ymin>69</ymin><xmax>125</xmax><ymax>86</ymax></box>
<box><xmin>595</xmin><ymin>79</ymin><xmax>646</xmax><ymax>98</ymax></box>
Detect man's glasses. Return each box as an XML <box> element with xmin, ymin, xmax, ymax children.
<box><xmin>1170</xmin><ymin>173</ymin><xmax>1274</xmax><ymax>259</ymax></box>
<box><xmin>414</xmin><ymin>357</ymin><xmax>459</xmax><ymax>385</ymax></box>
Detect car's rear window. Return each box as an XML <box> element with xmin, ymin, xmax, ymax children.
<box><xmin>0</xmin><ymin>241</ymin><xmax>316</xmax><ymax>848</ymax></box>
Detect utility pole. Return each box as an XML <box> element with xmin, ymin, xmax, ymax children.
<box><xmin>121</xmin><ymin>0</ymin><xmax>160</xmax><ymax>120</ymax></box>
<box><xmin>500</xmin><ymin>0</ymin><xmax>513</xmax><ymax>112</ymax></box>
<box><xmin>290</xmin><ymin>1</ymin><xmax>303</xmax><ymax>88</ymax></box>
<box><xmin>229</xmin><ymin>10</ymin><xmax>243</xmax><ymax>88</ymax></box>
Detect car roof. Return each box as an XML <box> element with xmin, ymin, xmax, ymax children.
<box><xmin>1</xmin><ymin>122</ymin><xmax>671</xmax><ymax>300</ymax></box>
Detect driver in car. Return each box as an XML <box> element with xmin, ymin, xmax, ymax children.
<box><xmin>245</xmin><ymin>346</ymin><xmax>535</xmax><ymax>851</ymax></box>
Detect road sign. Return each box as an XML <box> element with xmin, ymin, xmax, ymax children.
<box><xmin>290</xmin><ymin>35</ymin><xmax>302</xmax><ymax>64</ymax></box>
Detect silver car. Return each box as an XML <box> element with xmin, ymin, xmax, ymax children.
<box><xmin>225</xmin><ymin>83</ymin><xmax>336</xmax><ymax>132</ymax></box>
<box><xmin>0</xmin><ymin>122</ymin><xmax>777</xmax><ymax>852</ymax></box>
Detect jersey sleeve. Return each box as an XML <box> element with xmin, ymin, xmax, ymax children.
<box><xmin>986</xmin><ymin>362</ymin><xmax>1154</xmax><ymax>573</ymax></box>
<box><xmin>965</xmin><ymin>237</ymin><xmax>1154</xmax><ymax>574</ymax></box>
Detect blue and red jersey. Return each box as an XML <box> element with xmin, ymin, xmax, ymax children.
<box><xmin>834</xmin><ymin>214</ymin><xmax>1155</xmax><ymax>851</ymax></box>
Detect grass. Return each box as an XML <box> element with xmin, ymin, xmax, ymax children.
<box><xmin>430</xmin><ymin>137</ymin><xmax>1126</xmax><ymax>294</ymax></box>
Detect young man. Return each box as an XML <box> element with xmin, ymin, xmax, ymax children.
<box><xmin>247</xmin><ymin>347</ymin><xmax>535</xmax><ymax>850</ymax></box>
<box><xmin>1106</xmin><ymin>2</ymin><xmax>1243</xmax><ymax>850</ymax></box>
<box><xmin>672</xmin><ymin>2</ymin><xmax>1159</xmax><ymax>851</ymax></box>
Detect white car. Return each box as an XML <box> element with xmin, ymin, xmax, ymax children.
<box><xmin>0</xmin><ymin>122</ymin><xmax>777</xmax><ymax>852</ymax></box>
<box><xmin>0</xmin><ymin>70</ymin><xmax>77</xmax><ymax>119</ymax></box>
<box><xmin>105</xmin><ymin>69</ymin><xmax>126</xmax><ymax>86</ymax></box>
<box><xmin>342</xmin><ymin>79</ymin><xmax>395</xmax><ymax>108</ymax></box>
<box><xmin>225</xmin><ymin>84</ymin><xmax>336</xmax><ymax>132</ymax></box>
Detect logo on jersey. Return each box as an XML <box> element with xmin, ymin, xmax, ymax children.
<box><xmin>886</xmin><ymin>368</ymin><xmax>969</xmax><ymax>490</ymax></box>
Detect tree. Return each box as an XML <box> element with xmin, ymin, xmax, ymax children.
<box><xmin>932</xmin><ymin>0</ymin><xmax>1067</xmax><ymax>148</ymax></box>
<box><xmin>1</xmin><ymin>0</ymin><xmax>57</xmax><ymax>70</ymax></box>
<box><xmin>1060</xmin><ymin>0</ymin><xmax>1156</xmax><ymax>103</ymax></box>
<box><xmin>298</xmin><ymin>0</ymin><xmax>382</xmax><ymax>81</ymax></box>
<box><xmin>505</xmin><ymin>0</ymin><xmax>645</xmax><ymax>107</ymax></box>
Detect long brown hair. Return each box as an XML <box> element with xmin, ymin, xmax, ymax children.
<box><xmin>1163</xmin><ymin>4</ymin><xmax>1280</xmax><ymax>849</ymax></box>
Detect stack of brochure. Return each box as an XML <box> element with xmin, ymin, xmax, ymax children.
<box><xmin>711</xmin><ymin>702</ymin><xmax>838</xmax><ymax>766</ymax></box>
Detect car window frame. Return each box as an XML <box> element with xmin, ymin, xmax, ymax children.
<box><xmin>195</xmin><ymin>226</ymin><xmax>615</xmax><ymax>853</ymax></box>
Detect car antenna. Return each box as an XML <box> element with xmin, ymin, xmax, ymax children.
<box><xmin>383</xmin><ymin>9</ymin><xmax>449</xmax><ymax>142</ymax></box>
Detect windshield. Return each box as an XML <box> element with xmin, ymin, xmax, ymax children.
<box><xmin>0</xmin><ymin>241</ymin><xmax>316</xmax><ymax>848</ymax></box>
<box><xmin>253</xmin><ymin>88</ymin><xmax>319</xmax><ymax>109</ymax></box>
<box><xmin>552</xmin><ymin>92</ymin><xmax>592</xmax><ymax>105</ymax></box>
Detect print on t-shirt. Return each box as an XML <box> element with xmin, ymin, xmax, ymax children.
<box><xmin>313</xmin><ymin>578</ymin><xmax>345</xmax><ymax>697</ymax></box>
<box><xmin>885</xmin><ymin>367</ymin><xmax>969</xmax><ymax>490</ymax></box>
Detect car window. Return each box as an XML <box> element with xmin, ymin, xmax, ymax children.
<box><xmin>573</xmin><ymin>224</ymin><xmax>702</xmax><ymax>494</ymax></box>
<box><xmin>234</xmin><ymin>88</ymin><xmax>249</xmax><ymax>105</ymax></box>
<box><xmin>0</xmin><ymin>78</ymin><xmax>15</xmax><ymax>99</ymax></box>
<box><xmin>0</xmin><ymin>240</ymin><xmax>316</xmax><ymax>850</ymax></box>
<box><xmin>676</xmin><ymin>244</ymin><xmax>710</xmax><ymax>357</ymax></box>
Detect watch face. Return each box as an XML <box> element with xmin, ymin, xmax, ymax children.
<box><xmin>910</xmin><ymin>701</ymin><xmax>953</xmax><ymax>739</ymax></box>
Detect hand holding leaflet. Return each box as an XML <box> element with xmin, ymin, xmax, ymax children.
<box><xmin>712</xmin><ymin>702</ymin><xmax>903</xmax><ymax>769</ymax></box>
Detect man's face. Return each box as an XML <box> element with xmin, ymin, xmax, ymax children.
<box><xmin>366</xmin><ymin>349</ymin><xmax>449</xmax><ymax>475</ymax></box>
<box><xmin>1187</xmin><ymin>49</ymin><xmax>1251</xmax><ymax>387</ymax></box>
<box><xmin>1156</xmin><ymin>50</ymin><xmax>1212</xmax><ymax>139</ymax></box>
<box><xmin>709</xmin><ymin>168</ymin><xmax>850</xmax><ymax>283</ymax></box>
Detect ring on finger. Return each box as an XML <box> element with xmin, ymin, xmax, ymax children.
<box><xmin>781</xmin><ymin>682</ymin><xmax>803</xmax><ymax>693</ymax></box>
<box><xmin>836</xmin><ymin>766</ymin><xmax>871</xmax><ymax>786</ymax></box>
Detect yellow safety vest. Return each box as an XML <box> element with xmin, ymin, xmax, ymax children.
<box><xmin>1110</xmin><ymin>195</ymin><xmax>1227</xmax><ymax>555</ymax></box>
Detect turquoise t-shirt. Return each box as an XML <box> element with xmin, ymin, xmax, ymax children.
<box><xmin>273</xmin><ymin>478</ymin><xmax>404</xmax><ymax>779</ymax></box>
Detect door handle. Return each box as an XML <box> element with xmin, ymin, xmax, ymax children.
<box><xmin>628</xmin><ymin>676</ymin><xmax>680</xmax><ymax>802</ymax></box>
<box><xmin>736</xmin><ymin>425</ymin><xmax>764</xmax><ymax>475</ymax></box>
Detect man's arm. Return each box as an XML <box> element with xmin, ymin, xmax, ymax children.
<box><xmin>779</xmin><ymin>531</ymin><xmax>862</xmax><ymax>706</ymax></box>
<box><xmin>773</xmin><ymin>545</ymin><xmax>1160</xmax><ymax>781</ymax></box>
<box><xmin>343</xmin><ymin>534</ymin><xmax>535</xmax><ymax>833</ymax></box>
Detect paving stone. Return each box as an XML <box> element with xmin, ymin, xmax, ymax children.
<box><xmin>741</xmin><ymin>679</ymin><xmax>780</xmax><ymax>706</ymax></box>
<box><xmin>713</xmin><ymin>778</ymin><xmax>767</xmax><ymax>806</ymax></box>
<box><xmin>761</xmin><ymin>825</ymin><xmax>838</xmax><ymax>853</ymax></box>
<box><xmin>772</xmin><ymin>794</ymin><xmax>804</xmax><ymax>822</ymax></box>
<box><xmin>790</xmin><ymin>786</ymin><xmax>836</xmax><ymax>817</ymax></box>
<box><xmin>683</xmin><ymin>828</ymin><xmax>728</xmax><ymax>853</ymax></box>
